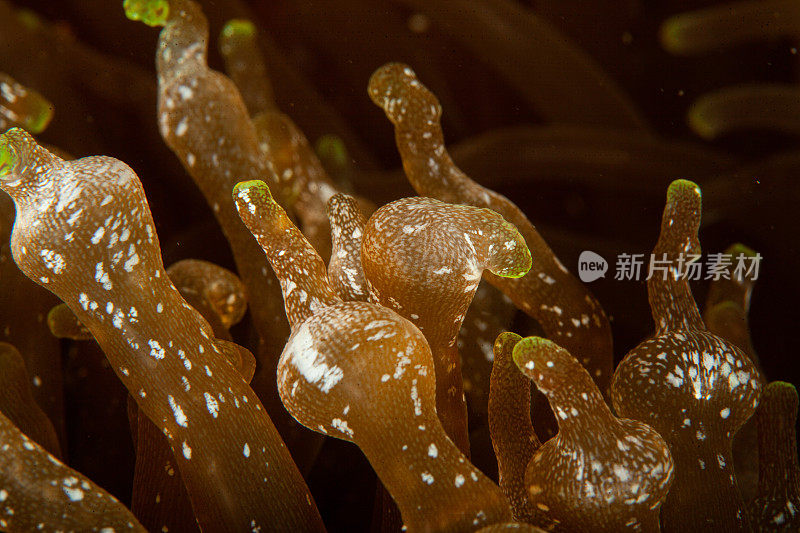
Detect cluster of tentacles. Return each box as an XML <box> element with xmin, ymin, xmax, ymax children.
<box><xmin>0</xmin><ymin>0</ymin><xmax>797</xmax><ymax>532</ymax></box>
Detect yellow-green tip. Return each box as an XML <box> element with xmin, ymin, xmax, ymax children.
<box><xmin>0</xmin><ymin>129</ymin><xmax>19</xmax><ymax>178</ymax></box>
<box><xmin>23</xmin><ymin>102</ymin><xmax>53</xmax><ymax>135</ymax></box>
<box><xmin>15</xmin><ymin>8</ymin><xmax>43</xmax><ymax>31</ymax></box>
<box><xmin>123</xmin><ymin>0</ymin><xmax>169</xmax><ymax>27</ymax></box>
<box><xmin>504</xmin><ymin>244</ymin><xmax>532</xmax><ymax>279</ymax></box>
<box><xmin>315</xmin><ymin>135</ymin><xmax>349</xmax><ymax>169</ymax></box>
<box><xmin>511</xmin><ymin>336</ymin><xmax>557</xmax><ymax>371</ymax></box>
<box><xmin>764</xmin><ymin>381</ymin><xmax>799</xmax><ymax>409</ymax></box>
<box><xmin>232</xmin><ymin>179</ymin><xmax>273</xmax><ymax>202</ymax></box>
<box><xmin>659</xmin><ymin>16</ymin><xmax>694</xmax><ymax>55</ymax></box>
<box><xmin>490</xmin><ymin>219</ymin><xmax>533</xmax><ymax>279</ymax></box>
<box><xmin>221</xmin><ymin>19</ymin><xmax>256</xmax><ymax>41</ymax></box>
<box><xmin>726</xmin><ymin>243</ymin><xmax>757</xmax><ymax>259</ymax></box>
<box><xmin>767</xmin><ymin>381</ymin><xmax>797</xmax><ymax>394</ymax></box>
<box><xmin>687</xmin><ymin>99</ymin><xmax>720</xmax><ymax>140</ymax></box>
<box><xmin>667</xmin><ymin>178</ymin><xmax>701</xmax><ymax>204</ymax></box>
<box><xmin>493</xmin><ymin>331</ymin><xmax>522</xmax><ymax>355</ymax></box>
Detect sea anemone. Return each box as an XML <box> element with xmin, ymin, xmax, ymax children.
<box><xmin>0</xmin><ymin>0</ymin><xmax>797</xmax><ymax>531</ymax></box>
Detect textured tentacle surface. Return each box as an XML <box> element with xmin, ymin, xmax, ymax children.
<box><xmin>488</xmin><ymin>332</ymin><xmax>541</xmax><ymax>524</ymax></box>
<box><xmin>218</xmin><ymin>16</ymin><xmax>361</xmax><ymax>261</ymax></box>
<box><xmin>704</xmin><ymin>243</ymin><xmax>762</xmax><ymax>502</ymax></box>
<box><xmin>251</xmin><ymin>110</ymin><xmax>339</xmax><ymax>259</ymax></box>
<box><xmin>233</xmin><ymin>180</ymin><xmax>342</xmax><ymax>329</ymax></box>
<box><xmin>362</xmin><ymin>196</ymin><xmax>531</xmax><ymax>454</ymax></box>
<box><xmin>130</xmin><ymin>258</ymin><xmax>251</xmax><ymax>533</ymax></box>
<box><xmin>0</xmin><ymin>75</ymin><xmax>64</xmax><ymax>448</ymax></box>
<box><xmin>233</xmin><ymin>183</ymin><xmax>513</xmax><ymax>530</ymax></box>
<box><xmin>514</xmin><ymin>337</ymin><xmax>673</xmax><ymax>532</ymax></box>
<box><xmin>611</xmin><ymin>179</ymin><xmax>762</xmax><ymax>531</ymax></box>
<box><xmin>461</xmin><ymin>282</ymin><xmax>519</xmax><ymax>420</ymax></box>
<box><xmin>751</xmin><ymin>381</ymin><xmax>800</xmax><ymax>531</ymax></box>
<box><xmin>647</xmin><ymin>180</ymin><xmax>705</xmax><ymax>334</ymax></box>
<box><xmin>0</xmin><ymin>342</ymin><xmax>61</xmax><ymax>457</ymax></box>
<box><xmin>368</xmin><ymin>63</ymin><xmax>613</xmax><ymax>391</ymax></box>
<box><xmin>0</xmin><ymin>128</ymin><xmax>324</xmax><ymax>532</ymax></box>
<box><xmin>278</xmin><ymin>300</ymin><xmax>513</xmax><ymax>532</ymax></box>
<box><xmin>124</xmin><ymin>0</ymin><xmax>291</xmax><ymax>412</ymax></box>
<box><xmin>218</xmin><ymin>18</ymin><xmax>276</xmax><ymax>117</ymax></box>
<box><xmin>0</xmin><ymin>408</ymin><xmax>145</xmax><ymax>531</ymax></box>
<box><xmin>327</xmin><ymin>193</ymin><xmax>369</xmax><ymax>302</ymax></box>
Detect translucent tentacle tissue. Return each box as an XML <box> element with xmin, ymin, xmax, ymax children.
<box><xmin>611</xmin><ymin>179</ymin><xmax>762</xmax><ymax>531</ymax></box>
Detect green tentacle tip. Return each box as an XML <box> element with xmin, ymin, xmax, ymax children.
<box><xmin>23</xmin><ymin>103</ymin><xmax>54</xmax><ymax>134</ymax></box>
<box><xmin>512</xmin><ymin>336</ymin><xmax>557</xmax><ymax>370</ymax></box>
<box><xmin>707</xmin><ymin>300</ymin><xmax>741</xmax><ymax>317</ymax></box>
<box><xmin>233</xmin><ymin>180</ymin><xmax>273</xmax><ymax>202</ymax></box>
<box><xmin>769</xmin><ymin>381</ymin><xmax>796</xmax><ymax>392</ymax></box>
<box><xmin>658</xmin><ymin>17</ymin><xmax>689</xmax><ymax>55</ymax></box>
<box><xmin>492</xmin><ymin>220</ymin><xmax>532</xmax><ymax>279</ymax></box>
<box><xmin>765</xmin><ymin>381</ymin><xmax>799</xmax><ymax>407</ymax></box>
<box><xmin>501</xmin><ymin>245</ymin><xmax>532</xmax><ymax>279</ymax></box>
<box><xmin>123</xmin><ymin>0</ymin><xmax>169</xmax><ymax>27</ymax></box>
<box><xmin>16</xmin><ymin>9</ymin><xmax>43</xmax><ymax>30</ymax></box>
<box><xmin>221</xmin><ymin>19</ymin><xmax>256</xmax><ymax>40</ymax></box>
<box><xmin>726</xmin><ymin>243</ymin><xmax>757</xmax><ymax>258</ymax></box>
<box><xmin>667</xmin><ymin>179</ymin><xmax>701</xmax><ymax>203</ymax></box>
<box><xmin>493</xmin><ymin>331</ymin><xmax>522</xmax><ymax>353</ymax></box>
<box><xmin>687</xmin><ymin>101</ymin><xmax>718</xmax><ymax>140</ymax></box>
<box><xmin>0</xmin><ymin>133</ymin><xmax>19</xmax><ymax>178</ymax></box>
<box><xmin>315</xmin><ymin>135</ymin><xmax>349</xmax><ymax>168</ymax></box>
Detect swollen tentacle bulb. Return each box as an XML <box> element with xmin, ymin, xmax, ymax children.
<box><xmin>611</xmin><ymin>180</ymin><xmax>762</xmax><ymax>531</ymax></box>
<box><xmin>0</xmin><ymin>128</ymin><xmax>324</xmax><ymax>532</ymax></box>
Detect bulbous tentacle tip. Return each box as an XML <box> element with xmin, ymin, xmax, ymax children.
<box><xmin>511</xmin><ymin>336</ymin><xmax>560</xmax><ymax>373</ymax></box>
<box><xmin>367</xmin><ymin>62</ymin><xmax>409</xmax><ymax>100</ymax></box>
<box><xmin>494</xmin><ymin>331</ymin><xmax>522</xmax><ymax>355</ymax></box>
<box><xmin>232</xmin><ymin>179</ymin><xmax>273</xmax><ymax>204</ymax></box>
<box><xmin>488</xmin><ymin>220</ymin><xmax>532</xmax><ymax>279</ymax></box>
<box><xmin>367</xmin><ymin>63</ymin><xmax>441</xmax><ymax>125</ymax></box>
<box><xmin>1</xmin><ymin>126</ymin><xmax>24</xmax><ymax>140</ymax></box>
<box><xmin>233</xmin><ymin>180</ymin><xmax>286</xmax><ymax>232</ymax></box>
<box><xmin>167</xmin><ymin>259</ymin><xmax>248</xmax><ymax>329</ymax></box>
<box><xmin>0</xmin><ymin>135</ymin><xmax>18</xmax><ymax>179</ymax></box>
<box><xmin>315</xmin><ymin>134</ymin><xmax>349</xmax><ymax>169</ymax></box>
<box><xmin>0</xmin><ymin>128</ymin><xmax>36</xmax><ymax>181</ymax></box>
<box><xmin>728</xmin><ymin>242</ymin><xmax>757</xmax><ymax>258</ymax></box>
<box><xmin>659</xmin><ymin>178</ymin><xmax>702</xmax><ymax>255</ymax></box>
<box><xmin>220</xmin><ymin>19</ymin><xmax>256</xmax><ymax>41</ymax></box>
<box><xmin>686</xmin><ymin>99</ymin><xmax>721</xmax><ymax>140</ymax></box>
<box><xmin>15</xmin><ymin>8</ymin><xmax>43</xmax><ymax>30</ymax></box>
<box><xmin>123</xmin><ymin>0</ymin><xmax>169</xmax><ymax>27</ymax></box>
<box><xmin>22</xmin><ymin>105</ymin><xmax>53</xmax><ymax>135</ymax></box>
<box><xmin>325</xmin><ymin>192</ymin><xmax>350</xmax><ymax>216</ymax></box>
<box><xmin>667</xmin><ymin>178</ymin><xmax>701</xmax><ymax>204</ymax></box>
<box><xmin>659</xmin><ymin>16</ymin><xmax>688</xmax><ymax>55</ymax></box>
<box><xmin>766</xmin><ymin>381</ymin><xmax>799</xmax><ymax>404</ymax></box>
